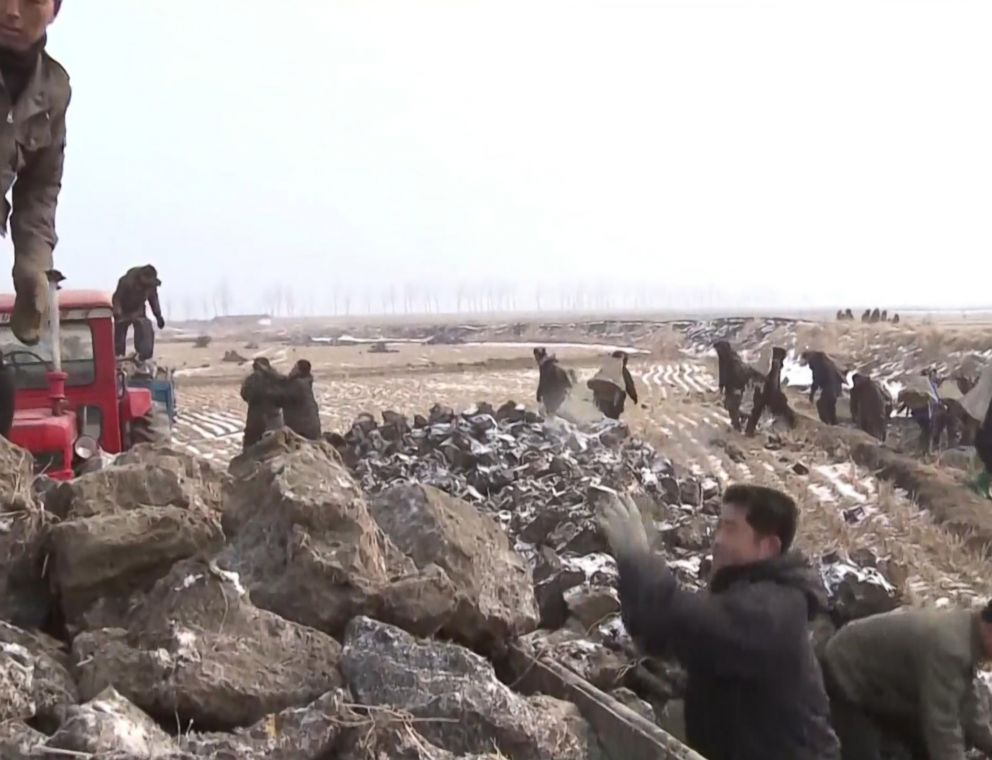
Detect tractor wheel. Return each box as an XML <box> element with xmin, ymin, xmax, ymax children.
<box><xmin>129</xmin><ymin>404</ymin><xmax>172</xmax><ymax>447</ymax></box>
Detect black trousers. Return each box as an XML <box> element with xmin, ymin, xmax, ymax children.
<box><xmin>115</xmin><ymin>317</ymin><xmax>155</xmax><ymax>360</ymax></box>
<box><xmin>817</xmin><ymin>390</ymin><xmax>839</xmax><ymax>425</ymax></box>
<box><xmin>746</xmin><ymin>386</ymin><xmax>796</xmax><ymax>435</ymax></box>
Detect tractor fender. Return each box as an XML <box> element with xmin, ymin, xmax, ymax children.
<box><xmin>121</xmin><ymin>387</ymin><xmax>153</xmax><ymax>423</ymax></box>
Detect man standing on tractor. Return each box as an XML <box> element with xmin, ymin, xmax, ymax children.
<box><xmin>112</xmin><ymin>264</ymin><xmax>165</xmax><ymax>361</ymax></box>
<box><xmin>1</xmin><ymin>0</ymin><xmax>70</xmax><ymax>347</ymax></box>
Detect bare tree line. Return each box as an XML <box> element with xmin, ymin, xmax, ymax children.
<box><xmin>169</xmin><ymin>279</ymin><xmax>738</xmax><ymax>321</ymax></box>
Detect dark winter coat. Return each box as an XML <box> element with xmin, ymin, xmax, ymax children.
<box><xmin>278</xmin><ymin>374</ymin><xmax>322</xmax><ymax>440</ymax></box>
<box><xmin>617</xmin><ymin>550</ymin><xmax>840</xmax><ymax>760</ymax></box>
<box><xmin>850</xmin><ymin>374</ymin><xmax>887</xmax><ymax>442</ymax></box>
<box><xmin>240</xmin><ymin>367</ymin><xmax>283</xmax><ymax>449</ymax></box>
<box><xmin>806</xmin><ymin>352</ymin><xmax>844</xmax><ymax>400</ymax></box>
<box><xmin>715</xmin><ymin>341</ymin><xmax>763</xmax><ymax>392</ymax></box>
<box><xmin>536</xmin><ymin>355</ymin><xmax>572</xmax><ymax>414</ymax></box>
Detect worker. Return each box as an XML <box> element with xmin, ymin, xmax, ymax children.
<box><xmin>587</xmin><ymin>351</ymin><xmax>638</xmax><ymax>419</ymax></box>
<box><xmin>849</xmin><ymin>373</ymin><xmax>888</xmax><ymax>442</ymax></box>
<box><xmin>823</xmin><ymin>603</ymin><xmax>992</xmax><ymax>760</ymax></box>
<box><xmin>278</xmin><ymin>359</ymin><xmax>321</xmax><ymax>440</ymax></box>
<box><xmin>714</xmin><ymin>340</ymin><xmax>763</xmax><ymax>432</ymax></box>
<box><xmin>534</xmin><ymin>347</ymin><xmax>572</xmax><ymax>416</ymax></box>
<box><xmin>802</xmin><ymin>351</ymin><xmax>845</xmax><ymax>425</ymax></box>
<box><xmin>239</xmin><ymin>357</ymin><xmax>284</xmax><ymax>451</ymax></box>
<box><xmin>745</xmin><ymin>346</ymin><xmax>796</xmax><ymax>436</ymax></box>
<box><xmin>599</xmin><ymin>485</ymin><xmax>839</xmax><ymax>760</ymax></box>
<box><xmin>1</xmin><ymin>0</ymin><xmax>69</xmax><ymax>346</ymax></box>
<box><xmin>0</xmin><ymin>349</ymin><xmax>14</xmax><ymax>438</ymax></box>
<box><xmin>112</xmin><ymin>265</ymin><xmax>165</xmax><ymax>360</ymax></box>
<box><xmin>962</xmin><ymin>364</ymin><xmax>992</xmax><ymax>498</ymax></box>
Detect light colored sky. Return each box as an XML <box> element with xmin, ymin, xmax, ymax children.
<box><xmin>11</xmin><ymin>0</ymin><xmax>990</xmax><ymax>316</ymax></box>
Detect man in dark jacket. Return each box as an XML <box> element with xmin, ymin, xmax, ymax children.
<box><xmin>599</xmin><ymin>484</ymin><xmax>839</xmax><ymax>760</ymax></box>
<box><xmin>112</xmin><ymin>265</ymin><xmax>165</xmax><ymax>360</ymax></box>
<box><xmin>715</xmin><ymin>340</ymin><xmax>764</xmax><ymax>431</ymax></box>
<box><xmin>745</xmin><ymin>346</ymin><xmax>796</xmax><ymax>436</ymax></box>
<box><xmin>1</xmin><ymin>0</ymin><xmax>70</xmax><ymax>346</ymax></box>
<box><xmin>239</xmin><ymin>357</ymin><xmax>283</xmax><ymax>450</ymax></box>
<box><xmin>534</xmin><ymin>347</ymin><xmax>572</xmax><ymax>416</ymax></box>
<box><xmin>823</xmin><ymin>604</ymin><xmax>992</xmax><ymax>760</ymax></box>
<box><xmin>803</xmin><ymin>350</ymin><xmax>845</xmax><ymax>425</ymax></box>
<box><xmin>278</xmin><ymin>359</ymin><xmax>321</xmax><ymax>440</ymax></box>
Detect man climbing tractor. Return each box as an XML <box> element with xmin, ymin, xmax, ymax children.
<box><xmin>112</xmin><ymin>265</ymin><xmax>165</xmax><ymax>360</ymax></box>
<box><xmin>1</xmin><ymin>0</ymin><xmax>70</xmax><ymax>347</ymax></box>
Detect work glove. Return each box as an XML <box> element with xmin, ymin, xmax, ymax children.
<box><xmin>157</xmin><ymin>315</ymin><xmax>166</xmax><ymax>330</ymax></box>
<box><xmin>597</xmin><ymin>491</ymin><xmax>649</xmax><ymax>560</ymax></box>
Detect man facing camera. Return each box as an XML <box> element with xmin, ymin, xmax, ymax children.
<box><xmin>599</xmin><ymin>484</ymin><xmax>839</xmax><ymax>760</ymax></box>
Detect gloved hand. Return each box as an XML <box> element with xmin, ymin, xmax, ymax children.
<box><xmin>156</xmin><ymin>315</ymin><xmax>166</xmax><ymax>330</ymax></box>
<box><xmin>597</xmin><ymin>492</ymin><xmax>649</xmax><ymax>559</ymax></box>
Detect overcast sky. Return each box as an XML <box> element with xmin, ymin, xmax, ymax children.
<box><xmin>12</xmin><ymin>0</ymin><xmax>990</xmax><ymax>316</ymax></box>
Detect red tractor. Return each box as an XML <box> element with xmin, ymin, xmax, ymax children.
<box><xmin>0</xmin><ymin>271</ymin><xmax>166</xmax><ymax>479</ymax></box>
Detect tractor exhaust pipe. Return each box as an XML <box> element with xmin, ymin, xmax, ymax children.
<box><xmin>45</xmin><ymin>269</ymin><xmax>67</xmax><ymax>415</ymax></box>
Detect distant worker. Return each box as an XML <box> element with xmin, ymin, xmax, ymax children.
<box><xmin>112</xmin><ymin>265</ymin><xmax>165</xmax><ymax>361</ymax></box>
<box><xmin>962</xmin><ymin>364</ymin><xmax>992</xmax><ymax>498</ymax></box>
<box><xmin>714</xmin><ymin>340</ymin><xmax>763</xmax><ymax>432</ymax></box>
<box><xmin>870</xmin><ymin>308</ymin><xmax>881</xmax><ymax>323</ymax></box>
<box><xmin>534</xmin><ymin>347</ymin><xmax>572</xmax><ymax>416</ymax></box>
<box><xmin>1</xmin><ymin>0</ymin><xmax>70</xmax><ymax>346</ymax></box>
<box><xmin>823</xmin><ymin>603</ymin><xmax>992</xmax><ymax>760</ymax></box>
<box><xmin>279</xmin><ymin>359</ymin><xmax>321</xmax><ymax>440</ymax></box>
<box><xmin>745</xmin><ymin>346</ymin><xmax>796</xmax><ymax>436</ymax></box>
<box><xmin>849</xmin><ymin>373</ymin><xmax>888</xmax><ymax>442</ymax></box>
<box><xmin>892</xmin><ymin>313</ymin><xmax>900</xmax><ymax>324</ymax></box>
<box><xmin>881</xmin><ymin>309</ymin><xmax>888</xmax><ymax>322</ymax></box>
<box><xmin>802</xmin><ymin>351</ymin><xmax>844</xmax><ymax>425</ymax></box>
<box><xmin>861</xmin><ymin>309</ymin><xmax>871</xmax><ymax>323</ymax></box>
<box><xmin>240</xmin><ymin>357</ymin><xmax>284</xmax><ymax>450</ymax></box>
<box><xmin>599</xmin><ymin>485</ymin><xmax>840</xmax><ymax>760</ymax></box>
<box><xmin>845</xmin><ymin>308</ymin><xmax>854</xmax><ymax>320</ymax></box>
<box><xmin>0</xmin><ymin>350</ymin><xmax>14</xmax><ymax>439</ymax></box>
<box><xmin>588</xmin><ymin>351</ymin><xmax>637</xmax><ymax>419</ymax></box>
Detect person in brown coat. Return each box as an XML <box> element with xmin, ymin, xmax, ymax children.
<box><xmin>112</xmin><ymin>265</ymin><xmax>165</xmax><ymax>360</ymax></box>
<box><xmin>849</xmin><ymin>373</ymin><xmax>888</xmax><ymax>442</ymax></box>
<box><xmin>802</xmin><ymin>351</ymin><xmax>845</xmax><ymax>425</ymax></box>
<box><xmin>277</xmin><ymin>359</ymin><xmax>321</xmax><ymax>440</ymax></box>
<box><xmin>823</xmin><ymin>604</ymin><xmax>992</xmax><ymax>760</ymax></box>
<box><xmin>745</xmin><ymin>346</ymin><xmax>796</xmax><ymax>436</ymax></box>
<box><xmin>1</xmin><ymin>0</ymin><xmax>69</xmax><ymax>346</ymax></box>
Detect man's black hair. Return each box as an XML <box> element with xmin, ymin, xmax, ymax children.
<box><xmin>723</xmin><ymin>484</ymin><xmax>798</xmax><ymax>553</ymax></box>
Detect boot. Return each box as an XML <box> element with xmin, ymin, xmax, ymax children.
<box><xmin>10</xmin><ymin>267</ymin><xmax>48</xmax><ymax>346</ymax></box>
